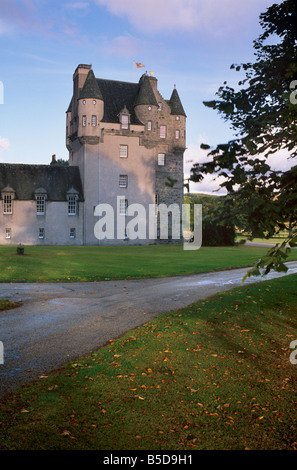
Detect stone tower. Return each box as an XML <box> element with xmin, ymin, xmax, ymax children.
<box><xmin>66</xmin><ymin>65</ymin><xmax>186</xmax><ymax>245</ymax></box>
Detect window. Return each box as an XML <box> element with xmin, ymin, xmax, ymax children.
<box><xmin>120</xmin><ymin>144</ymin><xmax>128</xmax><ymax>158</ymax></box>
<box><xmin>36</xmin><ymin>195</ymin><xmax>45</xmax><ymax>215</ymax></box>
<box><xmin>119</xmin><ymin>175</ymin><xmax>128</xmax><ymax>188</ymax></box>
<box><xmin>91</xmin><ymin>115</ymin><xmax>97</xmax><ymax>127</ymax></box>
<box><xmin>70</xmin><ymin>228</ymin><xmax>76</xmax><ymax>239</ymax></box>
<box><xmin>3</xmin><ymin>194</ymin><xmax>12</xmax><ymax>214</ymax></box>
<box><xmin>82</xmin><ymin>115</ymin><xmax>86</xmax><ymax>127</ymax></box>
<box><xmin>175</xmin><ymin>129</ymin><xmax>180</xmax><ymax>139</ymax></box>
<box><xmin>5</xmin><ymin>228</ymin><xmax>11</xmax><ymax>239</ymax></box>
<box><xmin>160</xmin><ymin>125</ymin><xmax>166</xmax><ymax>139</ymax></box>
<box><xmin>68</xmin><ymin>196</ymin><xmax>77</xmax><ymax>215</ymax></box>
<box><xmin>39</xmin><ymin>228</ymin><xmax>45</xmax><ymax>239</ymax></box>
<box><xmin>121</xmin><ymin>114</ymin><xmax>129</xmax><ymax>129</ymax></box>
<box><xmin>119</xmin><ymin>198</ymin><xmax>128</xmax><ymax>216</ymax></box>
<box><xmin>158</xmin><ymin>153</ymin><xmax>165</xmax><ymax>166</ymax></box>
<box><xmin>147</xmin><ymin>121</ymin><xmax>152</xmax><ymax>131</ymax></box>
<box><xmin>158</xmin><ymin>102</ymin><xmax>162</xmax><ymax>111</ymax></box>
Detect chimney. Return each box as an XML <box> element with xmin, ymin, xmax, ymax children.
<box><xmin>50</xmin><ymin>154</ymin><xmax>57</xmax><ymax>166</ymax></box>
<box><xmin>73</xmin><ymin>64</ymin><xmax>92</xmax><ymax>113</ymax></box>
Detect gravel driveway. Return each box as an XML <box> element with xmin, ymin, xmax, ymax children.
<box><xmin>1</xmin><ymin>261</ymin><xmax>297</xmax><ymax>399</ymax></box>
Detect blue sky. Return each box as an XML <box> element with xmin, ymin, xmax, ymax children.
<box><xmin>0</xmin><ymin>0</ymin><xmax>288</xmax><ymax>193</ymax></box>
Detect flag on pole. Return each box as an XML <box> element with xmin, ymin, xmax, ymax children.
<box><xmin>135</xmin><ymin>62</ymin><xmax>145</xmax><ymax>68</ymax></box>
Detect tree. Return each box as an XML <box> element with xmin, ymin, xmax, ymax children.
<box><xmin>191</xmin><ymin>0</ymin><xmax>297</xmax><ymax>280</ymax></box>
<box><xmin>184</xmin><ymin>193</ymin><xmax>235</xmax><ymax>246</ymax></box>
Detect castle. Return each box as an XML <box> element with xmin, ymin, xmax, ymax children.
<box><xmin>0</xmin><ymin>64</ymin><xmax>186</xmax><ymax>245</ymax></box>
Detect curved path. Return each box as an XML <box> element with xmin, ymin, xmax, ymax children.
<box><xmin>1</xmin><ymin>261</ymin><xmax>297</xmax><ymax>399</ymax></box>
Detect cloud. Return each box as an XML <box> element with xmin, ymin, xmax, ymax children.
<box><xmin>184</xmin><ymin>139</ymin><xmax>297</xmax><ymax>195</ymax></box>
<box><xmin>0</xmin><ymin>0</ymin><xmax>82</xmax><ymax>39</ymax></box>
<box><xmin>94</xmin><ymin>0</ymin><xmax>274</xmax><ymax>36</ymax></box>
<box><xmin>266</xmin><ymin>149</ymin><xmax>296</xmax><ymax>172</ymax></box>
<box><xmin>0</xmin><ymin>137</ymin><xmax>10</xmax><ymax>154</ymax></box>
<box><xmin>64</xmin><ymin>2</ymin><xmax>89</xmax><ymax>9</ymax></box>
<box><xmin>104</xmin><ymin>35</ymin><xmax>143</xmax><ymax>58</ymax></box>
<box><xmin>184</xmin><ymin>138</ymin><xmax>227</xmax><ymax>195</ymax></box>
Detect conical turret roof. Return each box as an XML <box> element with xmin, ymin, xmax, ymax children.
<box><xmin>79</xmin><ymin>69</ymin><xmax>103</xmax><ymax>100</ymax></box>
<box><xmin>134</xmin><ymin>74</ymin><xmax>158</xmax><ymax>107</ymax></box>
<box><xmin>168</xmin><ymin>87</ymin><xmax>186</xmax><ymax>116</ymax></box>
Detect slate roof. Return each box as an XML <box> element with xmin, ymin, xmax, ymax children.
<box><xmin>167</xmin><ymin>88</ymin><xmax>187</xmax><ymax>117</ymax></box>
<box><xmin>74</xmin><ymin>70</ymin><xmax>186</xmax><ymax>124</ymax></box>
<box><xmin>79</xmin><ymin>69</ymin><xmax>103</xmax><ymax>101</ymax></box>
<box><xmin>0</xmin><ymin>164</ymin><xmax>84</xmax><ymax>201</ymax></box>
<box><xmin>133</xmin><ymin>74</ymin><xmax>158</xmax><ymax>108</ymax></box>
<box><xmin>96</xmin><ymin>78</ymin><xmax>143</xmax><ymax>125</ymax></box>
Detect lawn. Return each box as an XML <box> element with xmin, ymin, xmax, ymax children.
<box><xmin>0</xmin><ymin>274</ymin><xmax>297</xmax><ymax>450</ymax></box>
<box><xmin>1</xmin><ymin>244</ymin><xmax>297</xmax><ymax>283</ymax></box>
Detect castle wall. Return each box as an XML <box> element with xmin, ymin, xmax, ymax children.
<box><xmin>0</xmin><ymin>200</ymin><xmax>84</xmax><ymax>245</ymax></box>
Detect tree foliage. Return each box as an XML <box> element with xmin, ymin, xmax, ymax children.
<box><xmin>191</xmin><ymin>0</ymin><xmax>297</xmax><ymax>279</ymax></box>
<box><xmin>184</xmin><ymin>194</ymin><xmax>235</xmax><ymax>246</ymax></box>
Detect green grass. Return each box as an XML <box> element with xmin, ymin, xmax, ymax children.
<box><xmin>1</xmin><ymin>244</ymin><xmax>297</xmax><ymax>283</ymax></box>
<box><xmin>0</xmin><ymin>299</ymin><xmax>18</xmax><ymax>312</ymax></box>
<box><xmin>1</xmin><ymin>274</ymin><xmax>297</xmax><ymax>450</ymax></box>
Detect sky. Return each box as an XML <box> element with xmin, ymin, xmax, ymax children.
<box><xmin>0</xmin><ymin>0</ymin><xmax>290</xmax><ymax>194</ymax></box>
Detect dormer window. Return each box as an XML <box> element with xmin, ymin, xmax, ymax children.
<box><xmin>67</xmin><ymin>188</ymin><xmax>79</xmax><ymax>216</ymax></box>
<box><xmin>68</xmin><ymin>196</ymin><xmax>77</xmax><ymax>215</ymax></box>
<box><xmin>36</xmin><ymin>196</ymin><xmax>45</xmax><ymax>215</ymax></box>
<box><xmin>119</xmin><ymin>106</ymin><xmax>130</xmax><ymax>130</ymax></box>
<box><xmin>121</xmin><ymin>115</ymin><xmax>129</xmax><ymax>129</ymax></box>
<box><xmin>1</xmin><ymin>187</ymin><xmax>15</xmax><ymax>215</ymax></box>
<box><xmin>35</xmin><ymin>188</ymin><xmax>47</xmax><ymax>215</ymax></box>
<box><xmin>3</xmin><ymin>194</ymin><xmax>12</xmax><ymax>214</ymax></box>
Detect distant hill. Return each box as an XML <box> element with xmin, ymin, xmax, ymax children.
<box><xmin>184</xmin><ymin>193</ymin><xmax>222</xmax><ymax>214</ymax></box>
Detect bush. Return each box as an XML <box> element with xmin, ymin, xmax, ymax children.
<box><xmin>16</xmin><ymin>244</ymin><xmax>24</xmax><ymax>255</ymax></box>
<box><xmin>202</xmin><ymin>218</ymin><xmax>235</xmax><ymax>246</ymax></box>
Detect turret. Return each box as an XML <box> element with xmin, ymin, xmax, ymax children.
<box><xmin>134</xmin><ymin>74</ymin><xmax>158</xmax><ymax>124</ymax></box>
<box><xmin>77</xmin><ymin>69</ymin><xmax>104</xmax><ymax>139</ymax></box>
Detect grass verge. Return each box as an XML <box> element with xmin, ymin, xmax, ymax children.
<box><xmin>1</xmin><ymin>244</ymin><xmax>297</xmax><ymax>283</ymax></box>
<box><xmin>0</xmin><ymin>274</ymin><xmax>297</xmax><ymax>450</ymax></box>
<box><xmin>0</xmin><ymin>300</ymin><xmax>20</xmax><ymax>312</ymax></box>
